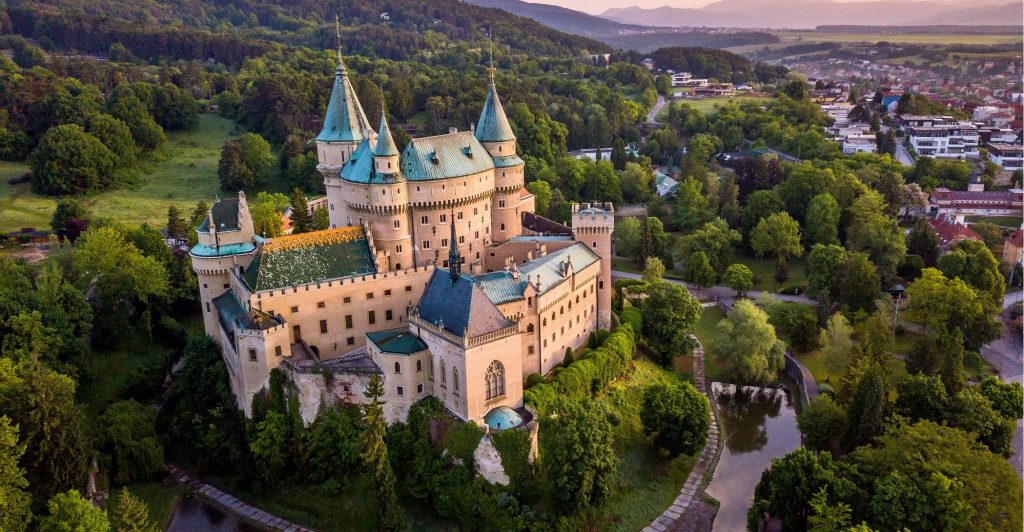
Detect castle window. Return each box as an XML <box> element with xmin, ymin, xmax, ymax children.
<box><xmin>394</xmin><ymin>220</ymin><xmax>400</xmax><ymax>229</ymax></box>
<box><xmin>560</xmin><ymin>306</ymin><xmax>564</xmax><ymax>315</ymax></box>
<box><xmin>542</xmin><ymin>318</ymin><xmax>547</xmax><ymax>326</ymax></box>
<box><xmin>500</xmin><ymin>223</ymin><xmax>505</xmax><ymax>231</ymax></box>
<box><xmin>418</xmin><ymin>383</ymin><xmax>423</xmax><ymax>394</ymax></box>
<box><xmin>442</xmin><ymin>238</ymin><xmax>448</xmax><ymax>247</ymax></box>
<box><xmin>453</xmin><ymin>368</ymin><xmax>459</xmax><ymax>393</ymax></box>
<box><xmin>397</xmin><ymin>386</ymin><xmax>404</xmax><ymax>396</ymax></box>
<box><xmin>318</xmin><ymin>301</ymin><xmax>326</xmax><ymax>308</ymax></box>
<box><xmin>249</xmin><ymin>349</ymin><xmax>257</xmax><ymax>362</ymax></box>
<box><xmin>290</xmin><ymin>306</ymin><xmax>299</xmax><ymax>313</ymax></box>
<box><xmin>457</xmin><ymin>212</ymin><xmax>463</xmax><ymax>220</ymax></box>
<box><xmin>405</xmin><ymin>285</ymin><xmax>412</xmax><ymax>292</ymax></box>
<box><xmin>499</xmin><ymin>200</ymin><xmax>506</xmax><ymax>208</ymax></box>
<box><xmin>385</xmin><ymin>289</ymin><xmax>392</xmax><ymax>296</ymax></box>
<box><xmin>421</xmin><ymin>216</ymin><xmax>428</xmax><ymax>224</ymax></box>
<box><xmin>347</xmin><ymin>336</ymin><xmax>355</xmax><ymax>345</ymax></box>
<box><xmin>442</xmin><ymin>260</ymin><xmax>449</xmax><ymax>268</ymax></box>
<box><xmin>275</xmin><ymin>345</ymin><xmax>282</xmax><ymax>357</ymax></box>
<box><xmin>544</xmin><ymin>339</ymin><xmax>548</xmax><ymax>347</ymax></box>
<box><xmin>394</xmin><ymin>362</ymin><xmax>401</xmax><ymax>373</ymax></box>
<box><xmin>205</xmin><ymin>302</ymin><xmax>210</xmax><ymax>313</ymax></box>
<box><xmin>485</xmin><ymin>361</ymin><xmax>505</xmax><ymax>400</ymax></box>
<box><xmin>345</xmin><ymin>315</ymin><xmax>353</xmax><ymax>328</ymax></box>
<box><xmin>368</xmin><ymin>311</ymin><xmax>376</xmax><ymax>325</ymax></box>
<box><xmin>396</xmin><ymin>245</ymin><xmax>403</xmax><ymax>254</ymax></box>
<box><xmin>366</xmin><ymin>292</ymin><xmax>374</xmax><ymax>300</ymax></box>
<box><xmin>458</xmin><ymin>236</ymin><xmax>465</xmax><ymax>244</ymax></box>
<box><xmin>475</xmin><ymin>231</ymin><xmax>479</xmax><ymax>239</ymax></box>
<box><xmin>203</xmin><ymin>283</ymin><xmax>207</xmax><ymax>288</ymax></box>
<box><xmin>528</xmin><ymin>345</ymin><xmax>535</xmax><ymax>355</ymax></box>
<box><xmin>527</xmin><ymin>324</ymin><xmax>534</xmax><ymax>333</ymax></box>
<box><xmin>440</xmin><ymin>214</ymin><xmax>447</xmax><ymax>223</ymax></box>
<box><xmin>386</xmin><ymin>309</ymin><xmax>394</xmax><ymax>321</ymax></box>
<box><xmin>441</xmin><ymin>361</ymin><xmax>447</xmax><ymax>385</ymax></box>
<box><xmin>223</xmin><ymin>284</ymin><xmax>229</xmax><ymax>289</ymax></box>
<box><xmin>293</xmin><ymin>325</ymin><xmax>302</xmax><ymax>341</ymax></box>
<box><xmin>422</xmin><ymin>240</ymin><xmax>431</xmax><ymax>250</ymax></box>
<box><xmin>416</xmin><ymin>360</ymin><xmax>422</xmax><ymax>372</ymax></box>
<box><xmin>320</xmin><ymin>320</ymin><xmax>328</xmax><ymax>334</ymax></box>
<box><xmin>599</xmin><ymin>279</ymin><xmax>604</xmax><ymax>290</ymax></box>
<box><xmin>527</xmin><ymin>297</ymin><xmax>532</xmax><ymax>307</ymax></box>
<box><xmin>592</xmin><ymin>241</ymin><xmax>597</xmax><ymax>248</ymax></box>
<box><xmin>344</xmin><ymin>296</ymin><xmax>351</xmax><ymax>304</ymax></box>
<box><xmin>473</xmin><ymin>208</ymin><xmax>478</xmax><ymax>215</ymax></box>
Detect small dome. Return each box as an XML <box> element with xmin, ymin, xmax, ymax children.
<box><xmin>484</xmin><ymin>406</ymin><xmax>523</xmax><ymax>431</ymax></box>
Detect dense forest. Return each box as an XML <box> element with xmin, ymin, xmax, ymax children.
<box><xmin>621</xmin><ymin>47</ymin><xmax>789</xmax><ymax>84</ymax></box>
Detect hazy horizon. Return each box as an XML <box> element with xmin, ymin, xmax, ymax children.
<box><xmin>531</xmin><ymin>0</ymin><xmax>992</xmax><ymax>16</ymax></box>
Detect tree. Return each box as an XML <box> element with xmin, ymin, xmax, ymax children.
<box><xmin>709</xmin><ymin>300</ymin><xmax>785</xmax><ymax>385</ymax></box>
<box><xmin>86</xmin><ymin>113</ymin><xmax>136</xmax><ymax>168</ymax></box>
<box><xmin>543</xmin><ymin>398</ymin><xmax>617</xmax><ymax>513</ymax></box>
<box><xmin>249</xmin><ymin>191</ymin><xmax>289</xmax><ymax>238</ymax></box>
<box><xmin>807</xmin><ymin>244</ymin><xmax>846</xmax><ymax>305</ymax></box>
<box><xmin>30</xmin><ymin>124</ymin><xmax>115</xmax><ymax>195</ymax></box>
<box><xmin>804</xmin><ymin>193</ymin><xmax>839</xmax><ymax>246</ymax></box>
<box><xmin>808</xmin><ymin>487</ymin><xmax>852</xmax><ymax>532</ymax></box>
<box><xmin>846</xmin><ymin>190</ymin><xmax>905</xmax><ymax>282</ymax></box>
<box><xmin>979</xmin><ymin>378</ymin><xmax>1024</xmax><ymax>421</ymax></box>
<box><xmin>675</xmin><ymin>218</ymin><xmax>741</xmax><ymax>274</ymax></box>
<box><xmin>312</xmin><ymin>206</ymin><xmax>329</xmax><ymax>231</ymax></box>
<box><xmin>638</xmin><ymin>216</ymin><xmax>670</xmax><ymax>265</ymax></box>
<box><xmin>741</xmin><ymin>190</ymin><xmax>784</xmax><ymax>239</ymax></box>
<box><xmin>109</xmin><ymin>489</ymin><xmax>158</xmax><ymax>532</ymax></box>
<box><xmin>525</xmin><ymin>181</ymin><xmax>551</xmax><ymax>216</ymax></box>
<box><xmin>671</xmin><ymin>177</ymin><xmax>711</xmax><ymax>232</ymax></box>
<box><xmin>819</xmin><ymin>313</ymin><xmax>853</xmax><ymax>381</ymax></box>
<box><xmin>937</xmin><ymin>239</ymin><xmax>1005</xmax><ymax>306</ymax></box>
<box><xmin>610</xmin><ymin>137</ymin><xmax>627</xmax><ymax>171</ymax></box>
<box><xmin>562</xmin><ymin>347</ymin><xmax>574</xmax><ymax>368</ymax></box>
<box><xmin>38</xmin><ymin>490</ymin><xmax>109</xmax><ymax>532</ymax></box>
<box><xmin>848</xmin><ymin>421</ymin><xmax>1022</xmax><ymax>531</ymax></box>
<box><xmin>749</xmin><ymin>448</ymin><xmax>855</xmax><ymax>532</ymax></box>
<box><xmin>750</xmin><ymin>212</ymin><xmax>803</xmax><ymax>268</ymax></box>
<box><xmin>359</xmin><ymin>374</ymin><xmax>403</xmax><ymax>530</ymax></box>
<box><xmin>288</xmin><ymin>188</ymin><xmax>313</xmax><ymax>235</ymax></box>
<box><xmin>683</xmin><ymin>251</ymin><xmax>716</xmax><ymax>289</ymax></box>
<box><xmin>249</xmin><ymin>410</ymin><xmax>292</xmax><ymax>485</ymax></box>
<box><xmin>642</xmin><ymin>257</ymin><xmax>665</xmax><ymax>285</ymax></box>
<box><xmin>895</xmin><ymin>374</ymin><xmax>948</xmax><ymax>422</ymax></box>
<box><xmin>641</xmin><ymin>382</ymin><xmax>710</xmax><ymax>456</ymax></box>
<box><xmin>723</xmin><ymin>263</ymin><xmax>753</xmax><ymax>297</ymax></box>
<box><xmin>284</xmin><ymin>152</ymin><xmax>320</xmax><ymax>192</ymax></box>
<box><xmin>50</xmin><ymin>199</ymin><xmax>88</xmax><ymax>235</ymax></box>
<box><xmin>945</xmin><ymin>387</ymin><xmax>1014</xmax><ymax>456</ymax></box>
<box><xmin>844</xmin><ymin>362</ymin><xmax>888</xmax><ymax>450</ymax></box>
<box><xmin>619</xmin><ymin>162</ymin><xmax>654</xmax><ymax>203</ymax></box>
<box><xmin>107</xmin><ymin>91</ymin><xmax>165</xmax><ymax>153</ymax></box>
<box><xmin>0</xmin><ymin>359</ymin><xmax>89</xmax><ymax>505</ymax></box>
<box><xmin>165</xmin><ymin>206</ymin><xmax>187</xmax><ymax>241</ymax></box>
<box><xmin>0</xmin><ymin>416</ymin><xmax>31</xmax><ymax>532</ymax></box>
<box><xmin>641</xmin><ymin>280</ymin><xmax>702</xmax><ymax>365</ymax></box>
<box><xmin>613</xmin><ymin>217</ymin><xmax>642</xmax><ymax>261</ymax></box>
<box><xmin>970</xmin><ymin>222</ymin><xmax>1004</xmax><ymax>256</ymax></box>
<box><xmin>906</xmin><ymin>218</ymin><xmax>941</xmax><ymax>266</ymax></box>
<box><xmin>300</xmin><ymin>407</ymin><xmax>360</xmax><ymax>488</ymax></box>
<box><xmin>99</xmin><ymin>401</ymin><xmax>164</xmax><ymax>485</ymax></box>
<box><xmin>904</xmin><ymin>268</ymin><xmax>1001</xmax><ymax>351</ymax></box>
<box><xmin>797</xmin><ymin>396</ymin><xmax>846</xmax><ymax>454</ymax></box>
<box><xmin>837</xmin><ymin>252</ymin><xmax>879</xmax><ymax>314</ymax></box>
<box><xmin>218</xmin><ymin>133</ymin><xmax>273</xmax><ymax>191</ymax></box>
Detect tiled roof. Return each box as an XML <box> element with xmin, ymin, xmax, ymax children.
<box><xmin>198</xmin><ymin>198</ymin><xmax>239</xmax><ymax>232</ymax></box>
<box><xmin>416</xmin><ymin>269</ymin><xmax>512</xmax><ymax>338</ymax></box>
<box><xmin>1006</xmin><ymin>229</ymin><xmax>1023</xmax><ymax>248</ymax></box>
<box><xmin>928</xmin><ymin>214</ymin><xmax>981</xmax><ymax>247</ymax></box>
<box><xmin>213</xmin><ymin>291</ymin><xmax>247</xmax><ymax>334</ymax></box>
<box><xmin>373</xmin><ymin>113</ymin><xmax>400</xmax><ymax>157</ymax></box>
<box><xmin>401</xmin><ymin>132</ymin><xmax>494</xmax><ymax>181</ymax></box>
<box><xmin>316</xmin><ymin>62</ymin><xmax>371</xmax><ymax>143</ymax></box>
<box><xmin>475</xmin><ymin>79</ymin><xmax>516</xmax><ymax>143</ymax></box>
<box><xmin>522</xmin><ymin>212</ymin><xmax>573</xmax><ymax>235</ymax></box>
<box><xmin>475</xmin><ymin>271</ymin><xmax>525</xmax><ymax>305</ymax></box>
<box><xmin>242</xmin><ymin>227</ymin><xmax>376</xmax><ymax>291</ymax></box>
<box><xmin>367</xmin><ymin>329</ymin><xmax>428</xmax><ymax>355</ymax></box>
<box><xmin>493</xmin><ymin>154</ymin><xmax>525</xmax><ymax>168</ymax></box>
<box><xmin>519</xmin><ymin>242</ymin><xmax>601</xmax><ymax>294</ymax></box>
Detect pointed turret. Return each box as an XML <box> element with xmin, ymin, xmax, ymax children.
<box><xmin>475</xmin><ymin>75</ymin><xmax>516</xmax><ymax>144</ymax></box>
<box><xmin>448</xmin><ymin>212</ymin><xmax>461</xmax><ymax>282</ymax></box>
<box><xmin>316</xmin><ymin>17</ymin><xmax>371</xmax><ymax>145</ymax></box>
<box><xmin>373</xmin><ymin>110</ymin><xmax>399</xmax><ymax>158</ymax></box>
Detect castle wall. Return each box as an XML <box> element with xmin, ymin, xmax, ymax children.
<box><xmin>535</xmin><ymin>264</ymin><xmax>601</xmax><ymax>375</ymax></box>
<box><xmin>289</xmin><ymin>367</ymin><xmax>374</xmax><ymax>424</ymax></box>
<box><xmin>370</xmin><ymin>345</ymin><xmax>433</xmax><ymax>424</ymax></box>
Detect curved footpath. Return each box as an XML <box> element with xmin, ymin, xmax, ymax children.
<box><xmin>644</xmin><ymin>339</ymin><xmax>723</xmax><ymax>532</ymax></box>
<box><xmin>166</xmin><ymin>464</ymin><xmax>314</xmax><ymax>532</ymax></box>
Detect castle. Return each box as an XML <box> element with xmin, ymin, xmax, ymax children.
<box><xmin>190</xmin><ymin>51</ymin><xmax>614</xmax><ymax>429</ymax></box>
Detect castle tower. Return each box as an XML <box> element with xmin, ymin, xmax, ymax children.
<box><xmin>476</xmin><ymin>72</ymin><xmax>526</xmax><ymax>242</ymax></box>
<box><xmin>189</xmin><ymin>192</ymin><xmax>259</xmax><ymax>337</ymax></box>
<box><xmin>367</xmin><ymin>110</ymin><xmax>413</xmax><ymax>271</ymax></box>
<box><xmin>571</xmin><ymin>202</ymin><xmax>615</xmax><ymax>329</ymax></box>
<box><xmin>319</xmin><ymin>18</ymin><xmax>373</xmax><ymax>229</ymax></box>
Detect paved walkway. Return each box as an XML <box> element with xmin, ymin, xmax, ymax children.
<box><xmin>644</xmin><ymin>340</ymin><xmax>722</xmax><ymax>532</ymax></box>
<box><xmin>166</xmin><ymin>464</ymin><xmax>314</xmax><ymax>531</ymax></box>
<box><xmin>646</xmin><ymin>95</ymin><xmax>667</xmax><ymax>125</ymax></box>
<box><xmin>611</xmin><ymin>271</ymin><xmax>814</xmax><ymax>306</ymax></box>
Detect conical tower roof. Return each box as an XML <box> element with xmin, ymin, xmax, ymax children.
<box><xmin>475</xmin><ymin>76</ymin><xmax>515</xmax><ymax>143</ymax></box>
<box><xmin>373</xmin><ymin>110</ymin><xmax>399</xmax><ymax>157</ymax></box>
<box><xmin>316</xmin><ymin>54</ymin><xmax>372</xmax><ymax>143</ymax></box>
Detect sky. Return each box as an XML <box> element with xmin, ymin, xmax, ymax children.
<box><xmin>536</xmin><ymin>0</ymin><xmax>894</xmax><ymax>16</ymax></box>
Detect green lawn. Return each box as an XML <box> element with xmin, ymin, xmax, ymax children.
<box><xmin>691</xmin><ymin>305</ymin><xmax>732</xmax><ymax>382</ymax></box>
<box><xmin>77</xmin><ymin>336</ymin><xmax>177</xmax><ymax>419</ymax></box>
<box><xmin>734</xmin><ymin>254</ymin><xmax>808</xmax><ymax>293</ymax></box>
<box><xmin>967</xmin><ymin>215</ymin><xmax>1021</xmax><ymax>228</ymax></box>
<box><xmin>771</xmin><ymin>31</ymin><xmax>1023</xmax><ymax>46</ymax></box>
<box><xmin>667</xmin><ymin>95</ymin><xmax>772</xmax><ymax>114</ymax></box>
<box><xmin>0</xmin><ymin>113</ymin><xmax>238</xmax><ymax>232</ymax></box>
<box><xmin>594</xmin><ymin>358</ymin><xmax>699</xmax><ymax>530</ymax></box>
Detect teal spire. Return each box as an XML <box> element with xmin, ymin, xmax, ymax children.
<box><xmin>373</xmin><ymin>108</ymin><xmax>399</xmax><ymax>157</ymax></box>
<box><xmin>316</xmin><ymin>18</ymin><xmax>371</xmax><ymax>143</ymax></box>
<box><xmin>448</xmin><ymin>211</ymin><xmax>461</xmax><ymax>282</ymax></box>
<box><xmin>475</xmin><ymin>74</ymin><xmax>516</xmax><ymax>143</ymax></box>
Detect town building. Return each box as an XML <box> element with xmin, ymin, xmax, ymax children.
<box><xmin>568</xmin><ymin>143</ymin><xmax>639</xmax><ymax>162</ymax></box>
<box><xmin>903</xmin><ymin>115</ymin><xmax>981</xmax><ymax>159</ymax></box>
<box><xmin>654</xmin><ymin>170</ymin><xmax>678</xmax><ymax>197</ymax></box>
<box><xmin>986</xmin><ymin>143</ymin><xmax>1023</xmax><ymax>172</ymax></box>
<box><xmin>190</xmin><ymin>53</ymin><xmax>615</xmax><ymax>430</ymax></box>
<box><xmin>841</xmin><ymin>134</ymin><xmax>877</xmax><ymax>154</ymax></box>
<box><xmin>1003</xmin><ymin>229</ymin><xmax>1023</xmax><ymax>268</ymax></box>
<box><xmin>670</xmin><ymin>72</ymin><xmax>708</xmax><ymax>88</ymax></box>
<box><xmin>693</xmin><ymin>83</ymin><xmax>736</xmax><ymax>97</ymax></box>
<box><xmin>927</xmin><ymin>213</ymin><xmax>981</xmax><ymax>251</ymax></box>
<box><xmin>929</xmin><ymin>186</ymin><xmax>1024</xmax><ymax>217</ymax></box>
<box><xmin>820</xmin><ymin>103</ymin><xmax>855</xmax><ymax>121</ymax></box>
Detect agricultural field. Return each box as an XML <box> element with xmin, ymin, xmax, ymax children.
<box><xmin>0</xmin><ymin>113</ymin><xmax>239</xmax><ymax>232</ymax></box>
<box><xmin>658</xmin><ymin>95</ymin><xmax>773</xmax><ymax>119</ymax></box>
<box><xmin>728</xmin><ymin>31</ymin><xmax>1022</xmax><ymax>54</ymax></box>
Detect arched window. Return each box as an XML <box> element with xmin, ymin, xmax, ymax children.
<box><xmin>485</xmin><ymin>361</ymin><xmax>505</xmax><ymax>400</ymax></box>
<box><xmin>527</xmin><ymin>323</ymin><xmax>535</xmax><ymax>333</ymax></box>
<box><xmin>394</xmin><ymin>361</ymin><xmax>401</xmax><ymax>373</ymax></box>
<box><xmin>453</xmin><ymin>368</ymin><xmax>459</xmax><ymax>392</ymax></box>
<box><xmin>542</xmin><ymin>318</ymin><xmax>547</xmax><ymax>326</ymax></box>
<box><xmin>416</xmin><ymin>359</ymin><xmax>422</xmax><ymax>372</ymax></box>
<box><xmin>441</xmin><ymin>360</ymin><xmax>447</xmax><ymax>384</ymax></box>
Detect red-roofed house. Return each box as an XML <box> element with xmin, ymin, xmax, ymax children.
<box><xmin>928</xmin><ymin>213</ymin><xmax>981</xmax><ymax>251</ymax></box>
<box><xmin>1003</xmin><ymin>229</ymin><xmax>1024</xmax><ymax>268</ymax></box>
<box><xmin>929</xmin><ymin>187</ymin><xmax>1024</xmax><ymax>217</ymax></box>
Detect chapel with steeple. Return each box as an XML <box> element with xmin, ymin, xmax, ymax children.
<box><xmin>189</xmin><ymin>28</ymin><xmax>614</xmax><ymax>429</ymax></box>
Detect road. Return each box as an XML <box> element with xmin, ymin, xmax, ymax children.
<box><xmin>646</xmin><ymin>95</ymin><xmax>666</xmax><ymax>125</ymax></box>
<box><xmin>880</xmin><ymin>125</ymin><xmax>914</xmax><ymax>166</ymax></box>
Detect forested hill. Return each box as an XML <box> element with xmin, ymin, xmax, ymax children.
<box><xmin>634</xmin><ymin>47</ymin><xmax>789</xmax><ymax>84</ymax></box>
<box><xmin>2</xmin><ymin>0</ymin><xmax>610</xmax><ymax>65</ymax></box>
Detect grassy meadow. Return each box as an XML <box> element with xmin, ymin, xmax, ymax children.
<box><xmin>0</xmin><ymin>113</ymin><xmax>238</xmax><ymax>232</ymax></box>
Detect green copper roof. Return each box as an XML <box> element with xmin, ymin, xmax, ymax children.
<box><xmin>189</xmin><ymin>242</ymin><xmax>257</xmax><ymax>258</ymax></box>
<box><xmin>474</xmin><ymin>271</ymin><xmax>525</xmax><ymax>305</ymax></box>
<box><xmin>340</xmin><ymin>142</ymin><xmax>404</xmax><ymax>185</ymax></box>
<box><xmin>316</xmin><ymin>61</ymin><xmax>371</xmax><ymax>143</ymax></box>
<box><xmin>475</xmin><ymin>79</ymin><xmax>515</xmax><ymax>143</ymax></box>
<box><xmin>373</xmin><ymin>113</ymin><xmax>399</xmax><ymax>157</ymax></box>
<box><xmin>493</xmin><ymin>154</ymin><xmax>524</xmax><ymax>168</ymax></box>
<box><xmin>484</xmin><ymin>406</ymin><xmax>523</xmax><ymax>431</ymax></box>
<box><xmin>366</xmin><ymin>329</ymin><xmax>428</xmax><ymax>355</ymax></box>
<box><xmin>402</xmin><ymin>132</ymin><xmax>493</xmax><ymax>181</ymax></box>
<box><xmin>242</xmin><ymin>227</ymin><xmax>376</xmax><ymax>291</ymax></box>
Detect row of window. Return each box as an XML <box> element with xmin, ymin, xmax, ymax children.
<box><xmin>276</xmin><ymin>287</ymin><xmax>414</xmax><ymax>314</ymax></box>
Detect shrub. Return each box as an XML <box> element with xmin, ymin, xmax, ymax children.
<box><xmin>525</xmin><ymin>373</ymin><xmax>544</xmax><ymax>389</ymax></box>
<box><xmin>563</xmin><ymin>347</ymin><xmax>574</xmax><ymax>368</ymax></box>
<box><xmin>444</xmin><ymin>422</ymin><xmax>485</xmax><ymax>465</ymax></box>
<box><xmin>620</xmin><ymin>306</ymin><xmax>643</xmax><ymax>333</ymax></box>
<box><xmin>641</xmin><ymin>382</ymin><xmax>710</xmax><ymax>456</ymax></box>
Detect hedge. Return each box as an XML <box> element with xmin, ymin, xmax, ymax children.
<box><xmin>524</xmin><ymin>325</ymin><xmax>636</xmax><ymax>415</ymax></box>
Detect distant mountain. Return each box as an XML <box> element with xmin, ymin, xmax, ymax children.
<box><xmin>461</xmin><ymin>0</ymin><xmax>780</xmax><ymax>50</ymax></box>
<box><xmin>601</xmin><ymin>0</ymin><xmax>1022</xmax><ymax>30</ymax></box>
